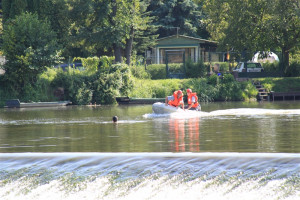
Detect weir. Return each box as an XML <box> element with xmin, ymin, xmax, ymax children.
<box><xmin>1</xmin><ymin>153</ymin><xmax>300</xmax><ymax>200</ymax></box>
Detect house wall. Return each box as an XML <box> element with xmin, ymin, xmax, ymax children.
<box><xmin>158</xmin><ymin>47</ymin><xmax>198</xmax><ymax>64</ymax></box>
<box><xmin>146</xmin><ymin>36</ymin><xmax>218</xmax><ymax>64</ymax></box>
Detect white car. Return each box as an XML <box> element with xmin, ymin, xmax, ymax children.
<box><xmin>233</xmin><ymin>62</ymin><xmax>264</xmax><ymax>72</ymax></box>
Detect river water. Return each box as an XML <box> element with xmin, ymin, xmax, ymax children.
<box><xmin>1</xmin><ymin>101</ymin><xmax>300</xmax><ymax>199</ymax></box>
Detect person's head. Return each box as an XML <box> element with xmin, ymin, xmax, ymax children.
<box><xmin>186</xmin><ymin>88</ymin><xmax>192</xmax><ymax>95</ymax></box>
<box><xmin>177</xmin><ymin>90</ymin><xmax>183</xmax><ymax>98</ymax></box>
<box><xmin>112</xmin><ymin>116</ymin><xmax>118</xmax><ymax>123</ymax></box>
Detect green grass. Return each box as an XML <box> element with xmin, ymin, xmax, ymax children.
<box><xmin>257</xmin><ymin>77</ymin><xmax>300</xmax><ymax>92</ymax></box>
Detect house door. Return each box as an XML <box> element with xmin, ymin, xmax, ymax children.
<box><xmin>165</xmin><ymin>49</ymin><xmax>186</xmax><ymax>79</ymax></box>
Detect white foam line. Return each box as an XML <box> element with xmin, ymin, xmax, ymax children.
<box><xmin>146</xmin><ymin>108</ymin><xmax>300</xmax><ymax>119</ymax></box>
<box><xmin>208</xmin><ymin>108</ymin><xmax>300</xmax><ymax>116</ymax></box>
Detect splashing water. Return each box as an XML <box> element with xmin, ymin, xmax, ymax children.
<box><xmin>144</xmin><ymin>108</ymin><xmax>300</xmax><ymax>119</ymax></box>
<box><xmin>1</xmin><ymin>153</ymin><xmax>300</xmax><ymax>200</ymax></box>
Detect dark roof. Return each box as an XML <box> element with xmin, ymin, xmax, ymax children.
<box><xmin>157</xmin><ymin>35</ymin><xmax>217</xmax><ymax>44</ymax></box>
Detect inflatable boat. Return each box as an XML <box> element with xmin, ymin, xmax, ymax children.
<box><xmin>152</xmin><ymin>102</ymin><xmax>202</xmax><ymax>114</ymax></box>
<box><xmin>152</xmin><ymin>102</ymin><xmax>184</xmax><ymax>114</ymax></box>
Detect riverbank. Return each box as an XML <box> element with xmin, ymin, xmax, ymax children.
<box><xmin>2</xmin><ymin>65</ymin><xmax>300</xmax><ymax>108</ymax></box>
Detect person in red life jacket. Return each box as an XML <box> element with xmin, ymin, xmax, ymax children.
<box><xmin>186</xmin><ymin>88</ymin><xmax>201</xmax><ymax>111</ymax></box>
<box><xmin>165</xmin><ymin>90</ymin><xmax>185</xmax><ymax>110</ymax></box>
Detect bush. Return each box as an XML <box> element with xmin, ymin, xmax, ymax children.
<box><xmin>146</xmin><ymin>63</ymin><xmax>184</xmax><ymax>79</ymax></box>
<box><xmin>285</xmin><ymin>61</ymin><xmax>300</xmax><ymax>77</ymax></box>
<box><xmin>146</xmin><ymin>64</ymin><xmax>166</xmax><ymax>79</ymax></box>
<box><xmin>240</xmin><ymin>81</ymin><xmax>258</xmax><ymax>101</ymax></box>
<box><xmin>262</xmin><ymin>61</ymin><xmax>280</xmax><ymax>73</ymax></box>
<box><xmin>50</xmin><ymin>62</ymin><xmax>133</xmax><ymax>105</ymax></box>
<box><xmin>130</xmin><ymin>65</ymin><xmax>151</xmax><ymax>79</ymax></box>
<box><xmin>129</xmin><ymin>78</ymin><xmax>183</xmax><ymax>98</ymax></box>
<box><xmin>211</xmin><ymin>62</ymin><xmax>230</xmax><ymax>72</ymax></box>
<box><xmin>217</xmin><ymin>76</ymin><xmax>243</xmax><ymax>101</ymax></box>
<box><xmin>185</xmin><ymin>59</ymin><xmax>207</xmax><ymax>78</ymax></box>
<box><xmin>207</xmin><ymin>74</ymin><xmax>218</xmax><ymax>85</ymax></box>
<box><xmin>183</xmin><ymin>78</ymin><xmax>217</xmax><ymax>102</ymax></box>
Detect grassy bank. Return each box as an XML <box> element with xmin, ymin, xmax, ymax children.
<box><xmin>129</xmin><ymin>74</ymin><xmax>257</xmax><ymax>102</ymax></box>
<box><xmin>257</xmin><ymin>77</ymin><xmax>300</xmax><ymax>93</ymax></box>
<box><xmin>2</xmin><ymin>62</ymin><xmax>300</xmax><ymax>107</ymax></box>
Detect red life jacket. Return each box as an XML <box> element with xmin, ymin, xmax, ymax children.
<box><xmin>168</xmin><ymin>91</ymin><xmax>183</xmax><ymax>107</ymax></box>
<box><xmin>187</xmin><ymin>93</ymin><xmax>199</xmax><ymax>108</ymax></box>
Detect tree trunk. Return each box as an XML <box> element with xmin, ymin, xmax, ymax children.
<box><xmin>113</xmin><ymin>43</ymin><xmax>123</xmax><ymax>63</ymax></box>
<box><xmin>111</xmin><ymin>0</ymin><xmax>123</xmax><ymax>63</ymax></box>
<box><xmin>282</xmin><ymin>47</ymin><xmax>290</xmax><ymax>72</ymax></box>
<box><xmin>125</xmin><ymin>27</ymin><xmax>134</xmax><ymax>66</ymax></box>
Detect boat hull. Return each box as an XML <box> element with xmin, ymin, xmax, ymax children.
<box><xmin>152</xmin><ymin>102</ymin><xmax>182</xmax><ymax>114</ymax></box>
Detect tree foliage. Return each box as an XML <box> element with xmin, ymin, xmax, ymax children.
<box><xmin>203</xmin><ymin>0</ymin><xmax>300</xmax><ymax>68</ymax></box>
<box><xmin>2</xmin><ymin>12</ymin><xmax>61</xmax><ymax>94</ymax></box>
<box><xmin>67</xmin><ymin>0</ymin><xmax>157</xmax><ymax>64</ymax></box>
<box><xmin>147</xmin><ymin>0</ymin><xmax>208</xmax><ymax>38</ymax></box>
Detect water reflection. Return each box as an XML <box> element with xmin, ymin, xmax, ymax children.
<box><xmin>168</xmin><ymin>118</ymin><xmax>200</xmax><ymax>152</ymax></box>
<box><xmin>2</xmin><ymin>102</ymin><xmax>300</xmax><ymax>153</ymax></box>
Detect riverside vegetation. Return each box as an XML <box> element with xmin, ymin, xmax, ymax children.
<box><xmin>1</xmin><ymin>55</ymin><xmax>300</xmax><ymax>107</ymax></box>
<box><xmin>1</xmin><ymin>1</ymin><xmax>299</xmax><ymax>107</ymax></box>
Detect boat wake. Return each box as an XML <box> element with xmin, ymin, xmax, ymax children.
<box><xmin>145</xmin><ymin>107</ymin><xmax>300</xmax><ymax>119</ymax></box>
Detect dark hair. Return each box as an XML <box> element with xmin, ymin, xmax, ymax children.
<box><xmin>112</xmin><ymin>116</ymin><xmax>118</xmax><ymax>122</ymax></box>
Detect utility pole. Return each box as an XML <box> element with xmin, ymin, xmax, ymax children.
<box><xmin>169</xmin><ymin>27</ymin><xmax>180</xmax><ymax>37</ymax></box>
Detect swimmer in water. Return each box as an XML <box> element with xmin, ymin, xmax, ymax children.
<box><xmin>112</xmin><ymin>116</ymin><xmax>118</xmax><ymax>123</ymax></box>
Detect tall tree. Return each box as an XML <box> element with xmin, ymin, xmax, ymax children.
<box><xmin>3</xmin><ymin>0</ymin><xmax>71</xmax><ymax>58</ymax></box>
<box><xmin>69</xmin><ymin>0</ymin><xmax>157</xmax><ymax>64</ymax></box>
<box><xmin>203</xmin><ymin>0</ymin><xmax>300</xmax><ymax>67</ymax></box>
<box><xmin>124</xmin><ymin>0</ymin><xmax>158</xmax><ymax>65</ymax></box>
<box><xmin>147</xmin><ymin>0</ymin><xmax>207</xmax><ymax>38</ymax></box>
<box><xmin>2</xmin><ymin>12</ymin><xmax>61</xmax><ymax>94</ymax></box>
<box><xmin>2</xmin><ymin>0</ymin><xmax>28</xmax><ymax>22</ymax></box>
<box><xmin>268</xmin><ymin>0</ymin><xmax>300</xmax><ymax>69</ymax></box>
<box><xmin>32</xmin><ymin>0</ymin><xmax>70</xmax><ymax>57</ymax></box>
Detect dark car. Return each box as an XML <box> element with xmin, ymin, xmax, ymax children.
<box><xmin>54</xmin><ymin>63</ymin><xmax>84</xmax><ymax>71</ymax></box>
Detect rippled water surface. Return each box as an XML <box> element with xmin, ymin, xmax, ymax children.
<box><xmin>1</xmin><ymin>101</ymin><xmax>300</xmax><ymax>153</ymax></box>
<box><xmin>1</xmin><ymin>101</ymin><xmax>300</xmax><ymax>199</ymax></box>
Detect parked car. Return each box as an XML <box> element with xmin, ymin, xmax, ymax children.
<box><xmin>233</xmin><ymin>62</ymin><xmax>264</xmax><ymax>72</ymax></box>
<box><xmin>54</xmin><ymin>63</ymin><xmax>84</xmax><ymax>71</ymax></box>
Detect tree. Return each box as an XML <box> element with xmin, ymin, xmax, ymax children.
<box><xmin>3</xmin><ymin>0</ymin><xmax>71</xmax><ymax>58</ymax></box>
<box><xmin>2</xmin><ymin>12</ymin><xmax>62</xmax><ymax>94</ymax></box>
<box><xmin>2</xmin><ymin>0</ymin><xmax>28</xmax><ymax>22</ymax></box>
<box><xmin>68</xmin><ymin>0</ymin><xmax>157</xmax><ymax>65</ymax></box>
<box><xmin>31</xmin><ymin>0</ymin><xmax>71</xmax><ymax>58</ymax></box>
<box><xmin>268</xmin><ymin>0</ymin><xmax>300</xmax><ymax>70</ymax></box>
<box><xmin>147</xmin><ymin>0</ymin><xmax>207</xmax><ymax>38</ymax></box>
<box><xmin>203</xmin><ymin>0</ymin><xmax>300</xmax><ymax>68</ymax></box>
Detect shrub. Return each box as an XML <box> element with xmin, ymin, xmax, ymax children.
<box><xmin>262</xmin><ymin>61</ymin><xmax>280</xmax><ymax>73</ymax></box>
<box><xmin>185</xmin><ymin>59</ymin><xmax>207</xmax><ymax>78</ymax></box>
<box><xmin>183</xmin><ymin>78</ymin><xmax>217</xmax><ymax>102</ymax></box>
<box><xmin>129</xmin><ymin>78</ymin><xmax>183</xmax><ymax>98</ymax></box>
<box><xmin>73</xmin><ymin>83</ymin><xmax>93</xmax><ymax>105</ymax></box>
<box><xmin>211</xmin><ymin>62</ymin><xmax>230</xmax><ymax>72</ymax></box>
<box><xmin>146</xmin><ymin>64</ymin><xmax>166</xmax><ymax>79</ymax></box>
<box><xmin>130</xmin><ymin>65</ymin><xmax>151</xmax><ymax>79</ymax></box>
<box><xmin>146</xmin><ymin>63</ymin><xmax>184</xmax><ymax>79</ymax></box>
<box><xmin>285</xmin><ymin>61</ymin><xmax>300</xmax><ymax>77</ymax></box>
<box><xmin>207</xmin><ymin>74</ymin><xmax>218</xmax><ymax>85</ymax></box>
<box><xmin>50</xmin><ymin>63</ymin><xmax>133</xmax><ymax>105</ymax></box>
<box><xmin>220</xmin><ymin>74</ymin><xmax>243</xmax><ymax>101</ymax></box>
<box><xmin>240</xmin><ymin>81</ymin><xmax>258</xmax><ymax>101</ymax></box>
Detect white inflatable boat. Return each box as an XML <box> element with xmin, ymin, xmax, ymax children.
<box><xmin>152</xmin><ymin>102</ymin><xmax>202</xmax><ymax>114</ymax></box>
<box><xmin>152</xmin><ymin>102</ymin><xmax>184</xmax><ymax>114</ymax></box>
